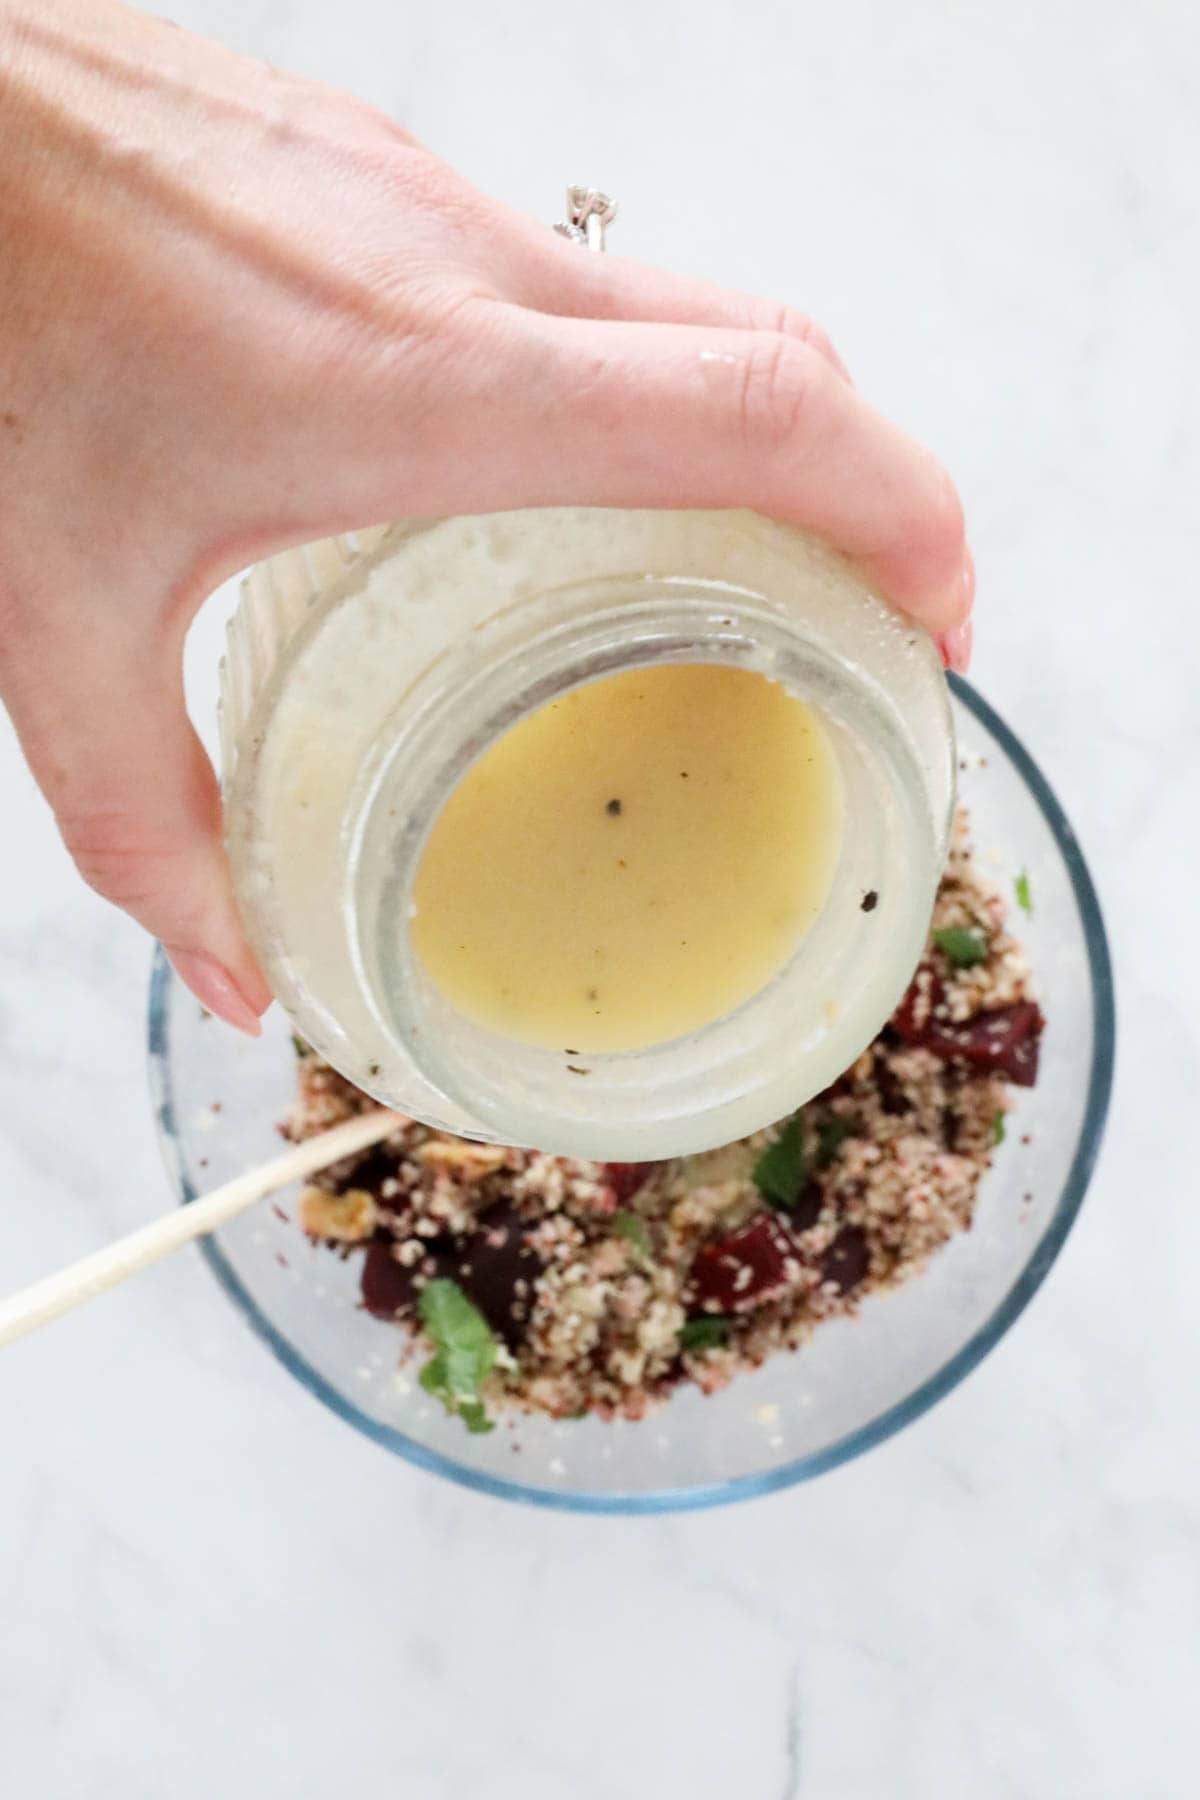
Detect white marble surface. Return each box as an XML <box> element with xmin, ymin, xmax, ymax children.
<box><xmin>2</xmin><ymin>1</ymin><xmax>1197</xmax><ymax>1793</ymax></box>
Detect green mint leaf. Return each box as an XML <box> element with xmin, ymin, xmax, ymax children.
<box><xmin>290</xmin><ymin>1032</ymin><xmax>307</xmax><ymax>1056</ymax></box>
<box><xmin>417</xmin><ymin>1279</ymin><xmax>497</xmax><ymax>1432</ymax></box>
<box><xmin>419</xmin><ymin>1354</ymin><xmax>449</xmax><ymax>1400</ymax></box>
<box><xmin>1015</xmin><ymin>871</ymin><xmax>1033</xmax><ymax>914</ymax></box>
<box><xmin>753</xmin><ymin>1112</ymin><xmax>808</xmax><ymax>1210</ymax></box>
<box><xmin>932</xmin><ymin>926</ymin><xmax>988</xmax><ymax>969</ymax></box>
<box><xmin>613</xmin><ymin>1211</ymin><xmax>652</xmax><ymax>1264</ymax></box>
<box><xmin>419</xmin><ymin>1278</ymin><xmax>496</xmax><ymax>1366</ymax></box>
<box><xmin>992</xmin><ymin>1111</ymin><xmax>1006</xmax><ymax>1146</ymax></box>
<box><xmin>816</xmin><ymin>1117</ymin><xmax>853</xmax><ymax>1168</ymax></box>
<box><xmin>679</xmin><ymin>1316</ymin><xmax>730</xmax><ymax>1351</ymax></box>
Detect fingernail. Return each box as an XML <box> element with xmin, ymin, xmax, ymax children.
<box><xmin>961</xmin><ymin>547</ymin><xmax>976</xmax><ymax>613</ymax></box>
<box><xmin>940</xmin><ymin>620</ymin><xmax>973</xmax><ymax>676</ymax></box>
<box><xmin>167</xmin><ymin>948</ymin><xmax>266</xmax><ymax>1037</ymax></box>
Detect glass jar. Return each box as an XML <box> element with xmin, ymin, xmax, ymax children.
<box><xmin>221</xmin><ymin>505</ymin><xmax>954</xmax><ymax>1159</ymax></box>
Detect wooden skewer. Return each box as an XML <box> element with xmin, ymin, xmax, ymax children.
<box><xmin>0</xmin><ymin>1108</ymin><xmax>401</xmax><ymax>1350</ymax></box>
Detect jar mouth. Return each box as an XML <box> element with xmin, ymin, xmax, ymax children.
<box><xmin>346</xmin><ymin>574</ymin><xmax>952</xmax><ymax>1159</ymax></box>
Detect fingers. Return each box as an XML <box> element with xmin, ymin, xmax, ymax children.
<box><xmin>2</xmin><ymin>622</ymin><xmax>271</xmax><ymax>1033</ymax></box>
<box><xmin>524</xmin><ymin>242</ymin><xmax>854</xmax><ymax>383</ymax></box>
<box><xmin>427</xmin><ymin>308</ymin><xmax>969</xmax><ymax>635</ymax></box>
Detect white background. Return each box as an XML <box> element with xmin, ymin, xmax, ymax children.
<box><xmin>2</xmin><ymin>1</ymin><xmax>1197</xmax><ymax>1794</ymax></box>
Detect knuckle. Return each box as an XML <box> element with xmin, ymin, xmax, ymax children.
<box><xmin>765</xmin><ymin>302</ymin><xmax>835</xmax><ymax>364</ymax></box>
<box><xmin>59</xmin><ymin>811</ymin><xmax>170</xmax><ymax>913</ymax></box>
<box><xmin>345</xmin><ymin>97</ymin><xmax>424</xmax><ymax>154</ymax></box>
<box><xmin>736</xmin><ymin>336</ymin><xmax>825</xmax><ymax>452</ymax></box>
<box><xmin>416</xmin><ymin>284</ymin><xmax>502</xmax><ymax>344</ymax></box>
<box><xmin>377</xmin><ymin>151</ymin><xmax>498</xmax><ymax>274</ymax></box>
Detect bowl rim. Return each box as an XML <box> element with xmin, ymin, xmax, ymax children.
<box><xmin>147</xmin><ymin>675</ymin><xmax>1115</xmax><ymax>1514</ymax></box>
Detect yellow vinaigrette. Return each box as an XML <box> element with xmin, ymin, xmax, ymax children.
<box><xmin>411</xmin><ymin>663</ymin><xmax>844</xmax><ymax>1052</ymax></box>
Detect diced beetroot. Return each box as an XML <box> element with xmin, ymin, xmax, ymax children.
<box><xmin>918</xmin><ymin>1001</ymin><xmax>1044</xmax><ymax>1086</ymax></box>
<box><xmin>872</xmin><ymin>1046</ymin><xmax>913</xmax><ymax>1115</ymax></box>
<box><xmin>454</xmin><ymin>1202</ymin><xmax>540</xmax><ymax>1349</ymax></box>
<box><xmin>603</xmin><ymin>1162</ymin><xmax>654</xmax><ymax>1204</ymax></box>
<box><xmin>789</xmin><ymin>1179</ymin><xmax>825</xmax><ymax>1232</ymax></box>
<box><xmin>891</xmin><ymin>966</ymin><xmax>944</xmax><ymax>1044</ymax></box>
<box><xmin>689</xmin><ymin>1212</ymin><xmax>798</xmax><ymax>1314</ymax></box>
<box><xmin>336</xmin><ymin>1145</ymin><xmax>410</xmax><ymax>1217</ymax></box>
<box><xmin>891</xmin><ymin>966</ymin><xmax>1043</xmax><ymax>1088</ymax></box>
<box><xmin>360</xmin><ymin>1239</ymin><xmax>434</xmax><ymax>1319</ymax></box>
<box><xmin>821</xmin><ymin>1226</ymin><xmax>871</xmax><ymax>1293</ymax></box>
<box><xmin>360</xmin><ymin>1208</ymin><xmax>540</xmax><ymax>1345</ymax></box>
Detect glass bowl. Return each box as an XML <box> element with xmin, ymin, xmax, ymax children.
<box><xmin>147</xmin><ymin>677</ymin><xmax>1114</xmax><ymax>1513</ymax></box>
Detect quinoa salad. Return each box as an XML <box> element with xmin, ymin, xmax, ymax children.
<box><xmin>285</xmin><ymin>813</ymin><xmax>1043</xmax><ymax>1433</ymax></box>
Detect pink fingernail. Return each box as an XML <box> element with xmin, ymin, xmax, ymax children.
<box><xmin>941</xmin><ymin>620</ymin><xmax>973</xmax><ymax>676</ymax></box>
<box><xmin>167</xmin><ymin>948</ymin><xmax>266</xmax><ymax>1037</ymax></box>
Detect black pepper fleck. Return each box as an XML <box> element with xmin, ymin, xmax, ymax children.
<box><xmin>606</xmin><ymin>798</ymin><xmax>622</xmax><ymax>816</ymax></box>
<box><xmin>861</xmin><ymin>890</ymin><xmax>879</xmax><ymax>913</ymax></box>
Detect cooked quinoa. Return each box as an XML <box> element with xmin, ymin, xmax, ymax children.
<box><xmin>285</xmin><ymin>812</ymin><xmax>1043</xmax><ymax>1428</ymax></box>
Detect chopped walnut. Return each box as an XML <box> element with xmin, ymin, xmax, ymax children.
<box><xmin>416</xmin><ymin>1139</ymin><xmax>509</xmax><ymax>1180</ymax></box>
<box><xmin>298</xmin><ymin>1184</ymin><xmax>377</xmax><ymax>1243</ymax></box>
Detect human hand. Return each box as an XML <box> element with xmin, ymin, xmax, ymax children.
<box><xmin>0</xmin><ymin>0</ymin><xmax>972</xmax><ymax>1032</ymax></box>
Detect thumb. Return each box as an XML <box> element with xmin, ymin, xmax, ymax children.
<box><xmin>2</xmin><ymin>617</ymin><xmax>270</xmax><ymax>1034</ymax></box>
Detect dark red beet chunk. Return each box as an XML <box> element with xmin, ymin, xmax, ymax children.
<box><xmin>452</xmin><ymin>1202</ymin><xmax>541</xmax><ymax>1349</ymax></box>
<box><xmin>891</xmin><ymin>967</ymin><xmax>944</xmax><ymax>1044</ymax></box>
<box><xmin>603</xmin><ymin>1162</ymin><xmax>653</xmax><ymax>1204</ymax></box>
<box><xmin>918</xmin><ymin>1001</ymin><xmax>1043</xmax><ymax>1086</ymax></box>
<box><xmin>361</xmin><ymin>1209</ymin><xmax>541</xmax><ymax>1345</ymax></box>
<box><xmin>360</xmin><ymin>1239</ymin><xmax>435</xmax><ymax>1319</ymax></box>
<box><xmin>789</xmin><ymin>1179</ymin><xmax>825</xmax><ymax>1233</ymax></box>
<box><xmin>340</xmin><ymin>1145</ymin><xmax>408</xmax><ymax>1217</ymax></box>
<box><xmin>891</xmin><ymin>967</ymin><xmax>1043</xmax><ymax>1087</ymax></box>
<box><xmin>872</xmin><ymin>1046</ymin><xmax>912</xmax><ymax>1115</ymax></box>
<box><xmin>821</xmin><ymin>1226</ymin><xmax>871</xmax><ymax>1293</ymax></box>
<box><xmin>689</xmin><ymin>1212</ymin><xmax>797</xmax><ymax>1313</ymax></box>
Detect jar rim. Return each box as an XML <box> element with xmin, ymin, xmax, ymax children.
<box><xmin>349</xmin><ymin>574</ymin><xmax>951</xmax><ymax>1158</ymax></box>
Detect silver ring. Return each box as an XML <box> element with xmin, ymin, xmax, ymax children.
<box><xmin>553</xmin><ymin>186</ymin><xmax>617</xmax><ymax>254</ymax></box>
